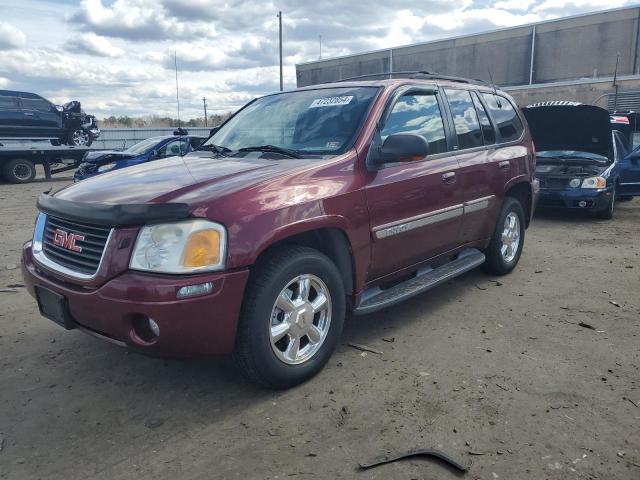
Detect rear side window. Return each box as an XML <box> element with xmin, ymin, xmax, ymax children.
<box><xmin>471</xmin><ymin>92</ymin><xmax>496</xmax><ymax>145</ymax></box>
<box><xmin>481</xmin><ymin>93</ymin><xmax>524</xmax><ymax>142</ymax></box>
<box><xmin>0</xmin><ymin>95</ymin><xmax>18</xmax><ymax>110</ymax></box>
<box><xmin>445</xmin><ymin>89</ymin><xmax>483</xmax><ymax>150</ymax></box>
<box><xmin>381</xmin><ymin>93</ymin><xmax>448</xmax><ymax>155</ymax></box>
<box><xmin>20</xmin><ymin>97</ymin><xmax>52</xmax><ymax>112</ymax></box>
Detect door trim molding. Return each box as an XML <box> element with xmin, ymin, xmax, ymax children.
<box><xmin>372</xmin><ymin>195</ymin><xmax>495</xmax><ymax>240</ymax></box>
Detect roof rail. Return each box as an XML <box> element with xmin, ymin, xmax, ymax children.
<box><xmin>331</xmin><ymin>70</ymin><xmax>490</xmax><ymax>86</ymax></box>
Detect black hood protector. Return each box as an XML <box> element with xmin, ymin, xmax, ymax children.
<box><xmin>522</xmin><ymin>103</ymin><xmax>613</xmax><ymax>159</ymax></box>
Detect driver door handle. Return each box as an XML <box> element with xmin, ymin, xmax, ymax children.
<box><xmin>442</xmin><ymin>171</ymin><xmax>456</xmax><ymax>184</ymax></box>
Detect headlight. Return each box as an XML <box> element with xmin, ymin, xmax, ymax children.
<box><xmin>581</xmin><ymin>176</ymin><xmax>606</xmax><ymax>189</ymax></box>
<box><xmin>569</xmin><ymin>178</ymin><xmax>581</xmax><ymax>188</ymax></box>
<box><xmin>130</xmin><ymin>219</ymin><xmax>226</xmax><ymax>273</ymax></box>
<box><xmin>97</xmin><ymin>163</ymin><xmax>116</xmax><ymax>173</ymax></box>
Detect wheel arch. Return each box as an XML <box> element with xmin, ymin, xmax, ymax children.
<box><xmin>504</xmin><ymin>181</ymin><xmax>532</xmax><ymax>227</ymax></box>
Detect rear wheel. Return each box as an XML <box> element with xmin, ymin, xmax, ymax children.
<box><xmin>483</xmin><ymin>197</ymin><xmax>525</xmax><ymax>275</ymax></box>
<box><xmin>234</xmin><ymin>246</ymin><xmax>345</xmax><ymax>389</ymax></box>
<box><xmin>2</xmin><ymin>158</ymin><xmax>36</xmax><ymax>184</ymax></box>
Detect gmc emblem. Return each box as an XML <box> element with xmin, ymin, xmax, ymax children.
<box><xmin>53</xmin><ymin>229</ymin><xmax>85</xmax><ymax>253</ymax></box>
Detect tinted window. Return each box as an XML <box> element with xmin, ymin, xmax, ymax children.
<box><xmin>481</xmin><ymin>93</ymin><xmax>524</xmax><ymax>142</ymax></box>
<box><xmin>159</xmin><ymin>138</ymin><xmax>189</xmax><ymax>157</ymax></box>
<box><xmin>445</xmin><ymin>89</ymin><xmax>483</xmax><ymax>150</ymax></box>
<box><xmin>472</xmin><ymin>92</ymin><xmax>496</xmax><ymax>145</ymax></box>
<box><xmin>381</xmin><ymin>93</ymin><xmax>448</xmax><ymax>155</ymax></box>
<box><xmin>21</xmin><ymin>97</ymin><xmax>51</xmax><ymax>112</ymax></box>
<box><xmin>0</xmin><ymin>96</ymin><xmax>18</xmax><ymax>110</ymax></box>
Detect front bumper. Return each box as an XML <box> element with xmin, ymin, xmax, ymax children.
<box><xmin>22</xmin><ymin>242</ymin><xmax>249</xmax><ymax>357</ymax></box>
<box><xmin>537</xmin><ymin>187</ymin><xmax>613</xmax><ymax>210</ymax></box>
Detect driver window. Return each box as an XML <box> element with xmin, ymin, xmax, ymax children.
<box><xmin>158</xmin><ymin>139</ymin><xmax>188</xmax><ymax>158</ymax></box>
<box><xmin>380</xmin><ymin>93</ymin><xmax>448</xmax><ymax>155</ymax></box>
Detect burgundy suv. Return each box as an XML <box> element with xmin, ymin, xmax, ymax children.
<box><xmin>22</xmin><ymin>75</ymin><xmax>538</xmax><ymax>388</ymax></box>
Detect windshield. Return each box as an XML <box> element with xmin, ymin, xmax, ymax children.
<box><xmin>536</xmin><ymin>150</ymin><xmax>609</xmax><ymax>163</ymax></box>
<box><xmin>202</xmin><ymin>87</ymin><xmax>380</xmax><ymax>156</ymax></box>
<box><xmin>125</xmin><ymin>137</ymin><xmax>166</xmax><ymax>155</ymax></box>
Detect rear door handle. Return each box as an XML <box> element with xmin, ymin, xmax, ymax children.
<box><xmin>442</xmin><ymin>171</ymin><xmax>456</xmax><ymax>184</ymax></box>
<box><xmin>23</xmin><ymin>112</ymin><xmax>35</xmax><ymax>116</ymax></box>
<box><xmin>499</xmin><ymin>160</ymin><xmax>510</xmax><ymax>170</ymax></box>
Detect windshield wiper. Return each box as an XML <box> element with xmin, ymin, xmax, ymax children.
<box><xmin>198</xmin><ymin>144</ymin><xmax>232</xmax><ymax>156</ymax></box>
<box><xmin>237</xmin><ymin>145</ymin><xmax>302</xmax><ymax>158</ymax></box>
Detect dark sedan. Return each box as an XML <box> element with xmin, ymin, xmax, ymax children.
<box><xmin>74</xmin><ymin>135</ymin><xmax>205</xmax><ymax>181</ymax></box>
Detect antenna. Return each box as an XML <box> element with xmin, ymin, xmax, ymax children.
<box><xmin>488</xmin><ymin>70</ymin><xmax>502</xmax><ymax>107</ymax></box>
<box><xmin>202</xmin><ymin>97</ymin><xmax>208</xmax><ymax>127</ymax></box>
<box><xmin>174</xmin><ymin>51</ymin><xmax>181</xmax><ymax>127</ymax></box>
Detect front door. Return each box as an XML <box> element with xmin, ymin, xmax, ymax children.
<box><xmin>619</xmin><ymin>151</ymin><xmax>640</xmax><ymax>196</ymax></box>
<box><xmin>365</xmin><ymin>90</ymin><xmax>463</xmax><ymax>281</ymax></box>
<box><xmin>19</xmin><ymin>94</ymin><xmax>63</xmax><ymax>137</ymax></box>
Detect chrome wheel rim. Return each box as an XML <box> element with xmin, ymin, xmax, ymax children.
<box><xmin>13</xmin><ymin>163</ymin><xmax>31</xmax><ymax>180</ymax></box>
<box><xmin>500</xmin><ymin>212</ymin><xmax>520</xmax><ymax>263</ymax></box>
<box><xmin>72</xmin><ymin>130</ymin><xmax>89</xmax><ymax>146</ymax></box>
<box><xmin>269</xmin><ymin>274</ymin><xmax>332</xmax><ymax>365</ymax></box>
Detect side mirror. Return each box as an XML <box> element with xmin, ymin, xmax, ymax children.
<box><xmin>209</xmin><ymin>127</ymin><xmax>219</xmax><ymax>136</ymax></box>
<box><xmin>379</xmin><ymin>133</ymin><xmax>429</xmax><ymax>164</ymax></box>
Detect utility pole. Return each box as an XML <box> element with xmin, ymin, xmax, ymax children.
<box><xmin>174</xmin><ymin>51</ymin><xmax>181</xmax><ymax>127</ymax></box>
<box><xmin>202</xmin><ymin>97</ymin><xmax>208</xmax><ymax>127</ymax></box>
<box><xmin>319</xmin><ymin>35</ymin><xmax>322</xmax><ymax>60</ymax></box>
<box><xmin>277</xmin><ymin>11</ymin><xmax>283</xmax><ymax>91</ymax></box>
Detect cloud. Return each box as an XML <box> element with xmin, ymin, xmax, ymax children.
<box><xmin>0</xmin><ymin>76</ymin><xmax>11</xmax><ymax>88</ymax></box>
<box><xmin>0</xmin><ymin>22</ymin><xmax>27</xmax><ymax>50</ymax></box>
<box><xmin>494</xmin><ymin>0</ymin><xmax>537</xmax><ymax>10</ymax></box>
<box><xmin>64</xmin><ymin>33</ymin><xmax>125</xmax><ymax>58</ymax></box>
<box><xmin>533</xmin><ymin>0</ymin><xmax>634</xmax><ymax>16</ymax></box>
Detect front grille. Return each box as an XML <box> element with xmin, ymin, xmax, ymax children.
<box><xmin>539</xmin><ymin>176</ymin><xmax>569</xmax><ymax>190</ymax></box>
<box><xmin>43</xmin><ymin>216</ymin><xmax>111</xmax><ymax>276</ymax></box>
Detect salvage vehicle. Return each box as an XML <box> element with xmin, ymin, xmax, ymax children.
<box><xmin>523</xmin><ymin>101</ymin><xmax>628</xmax><ymax>219</ymax></box>
<box><xmin>0</xmin><ymin>90</ymin><xmax>100</xmax><ymax>146</ymax></box>
<box><xmin>22</xmin><ymin>73</ymin><xmax>537</xmax><ymax>388</ymax></box>
<box><xmin>74</xmin><ymin>133</ymin><xmax>205</xmax><ymax>181</ymax></box>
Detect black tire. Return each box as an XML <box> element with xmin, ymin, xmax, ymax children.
<box><xmin>482</xmin><ymin>197</ymin><xmax>526</xmax><ymax>276</ymax></box>
<box><xmin>595</xmin><ymin>185</ymin><xmax>616</xmax><ymax>220</ymax></box>
<box><xmin>2</xmin><ymin>158</ymin><xmax>36</xmax><ymax>184</ymax></box>
<box><xmin>67</xmin><ymin>129</ymin><xmax>92</xmax><ymax>147</ymax></box>
<box><xmin>234</xmin><ymin>246</ymin><xmax>346</xmax><ymax>389</ymax></box>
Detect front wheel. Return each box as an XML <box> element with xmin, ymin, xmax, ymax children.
<box><xmin>234</xmin><ymin>246</ymin><xmax>345</xmax><ymax>389</ymax></box>
<box><xmin>594</xmin><ymin>185</ymin><xmax>616</xmax><ymax>220</ymax></box>
<box><xmin>67</xmin><ymin>129</ymin><xmax>93</xmax><ymax>147</ymax></box>
<box><xmin>483</xmin><ymin>197</ymin><xmax>526</xmax><ymax>275</ymax></box>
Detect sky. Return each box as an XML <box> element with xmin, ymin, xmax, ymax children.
<box><xmin>0</xmin><ymin>0</ymin><xmax>636</xmax><ymax>119</ymax></box>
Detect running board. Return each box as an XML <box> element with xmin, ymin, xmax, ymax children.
<box><xmin>354</xmin><ymin>249</ymin><xmax>486</xmax><ymax>315</ymax></box>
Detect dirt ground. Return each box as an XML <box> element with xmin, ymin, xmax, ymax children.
<box><xmin>1</xmin><ymin>173</ymin><xmax>639</xmax><ymax>480</ymax></box>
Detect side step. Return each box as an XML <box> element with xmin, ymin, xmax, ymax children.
<box><xmin>354</xmin><ymin>249</ymin><xmax>486</xmax><ymax>315</ymax></box>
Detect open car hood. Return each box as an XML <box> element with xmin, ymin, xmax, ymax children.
<box><xmin>522</xmin><ymin>102</ymin><xmax>613</xmax><ymax>159</ymax></box>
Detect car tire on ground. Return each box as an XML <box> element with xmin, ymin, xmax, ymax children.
<box><xmin>234</xmin><ymin>246</ymin><xmax>346</xmax><ymax>389</ymax></box>
<box><xmin>2</xmin><ymin>158</ymin><xmax>36</xmax><ymax>184</ymax></box>
<box><xmin>67</xmin><ymin>129</ymin><xmax>93</xmax><ymax>147</ymax></box>
<box><xmin>482</xmin><ymin>196</ymin><xmax>526</xmax><ymax>276</ymax></box>
<box><xmin>595</xmin><ymin>184</ymin><xmax>616</xmax><ymax>220</ymax></box>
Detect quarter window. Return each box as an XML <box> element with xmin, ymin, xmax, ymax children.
<box><xmin>471</xmin><ymin>92</ymin><xmax>496</xmax><ymax>145</ymax></box>
<box><xmin>381</xmin><ymin>93</ymin><xmax>448</xmax><ymax>155</ymax></box>
<box><xmin>445</xmin><ymin>89</ymin><xmax>483</xmax><ymax>150</ymax></box>
<box><xmin>481</xmin><ymin>93</ymin><xmax>524</xmax><ymax>142</ymax></box>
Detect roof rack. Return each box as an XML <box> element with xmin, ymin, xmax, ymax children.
<box><xmin>332</xmin><ymin>70</ymin><xmax>490</xmax><ymax>86</ymax></box>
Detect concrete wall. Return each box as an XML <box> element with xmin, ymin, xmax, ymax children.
<box><xmin>296</xmin><ymin>7</ymin><xmax>640</xmax><ymax>90</ymax></box>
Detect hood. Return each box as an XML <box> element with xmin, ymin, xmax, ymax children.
<box><xmin>82</xmin><ymin>150</ymin><xmax>137</xmax><ymax>164</ymax></box>
<box><xmin>56</xmin><ymin>151</ymin><xmax>314</xmax><ymax>206</ymax></box>
<box><xmin>522</xmin><ymin>103</ymin><xmax>613</xmax><ymax>159</ymax></box>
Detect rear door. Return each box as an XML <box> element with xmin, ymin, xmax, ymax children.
<box><xmin>0</xmin><ymin>93</ymin><xmax>24</xmax><ymax>137</ymax></box>
<box><xmin>365</xmin><ymin>88</ymin><xmax>463</xmax><ymax>281</ymax></box>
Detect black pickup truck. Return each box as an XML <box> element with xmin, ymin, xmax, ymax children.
<box><xmin>0</xmin><ymin>90</ymin><xmax>100</xmax><ymax>147</ymax></box>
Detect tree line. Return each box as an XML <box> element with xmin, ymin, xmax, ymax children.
<box><xmin>100</xmin><ymin>113</ymin><xmax>233</xmax><ymax>129</ymax></box>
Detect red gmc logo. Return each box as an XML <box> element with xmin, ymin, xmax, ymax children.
<box><xmin>53</xmin><ymin>229</ymin><xmax>85</xmax><ymax>253</ymax></box>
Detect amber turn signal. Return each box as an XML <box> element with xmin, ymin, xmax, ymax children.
<box><xmin>182</xmin><ymin>230</ymin><xmax>221</xmax><ymax>267</ymax></box>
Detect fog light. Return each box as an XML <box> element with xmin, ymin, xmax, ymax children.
<box><xmin>569</xmin><ymin>178</ymin><xmax>581</xmax><ymax>188</ymax></box>
<box><xmin>148</xmin><ymin>318</ymin><xmax>160</xmax><ymax>337</ymax></box>
<box><xmin>578</xmin><ymin>200</ymin><xmax>587</xmax><ymax>207</ymax></box>
<box><xmin>177</xmin><ymin>282</ymin><xmax>213</xmax><ymax>299</ymax></box>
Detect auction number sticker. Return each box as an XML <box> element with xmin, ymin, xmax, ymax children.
<box><xmin>309</xmin><ymin>96</ymin><xmax>354</xmax><ymax>108</ymax></box>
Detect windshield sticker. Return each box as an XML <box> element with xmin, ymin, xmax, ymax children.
<box><xmin>326</xmin><ymin>141</ymin><xmax>341</xmax><ymax>149</ymax></box>
<box><xmin>309</xmin><ymin>96</ymin><xmax>354</xmax><ymax>108</ymax></box>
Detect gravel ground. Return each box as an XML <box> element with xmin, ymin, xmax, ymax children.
<box><xmin>0</xmin><ymin>174</ymin><xmax>639</xmax><ymax>480</ymax></box>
